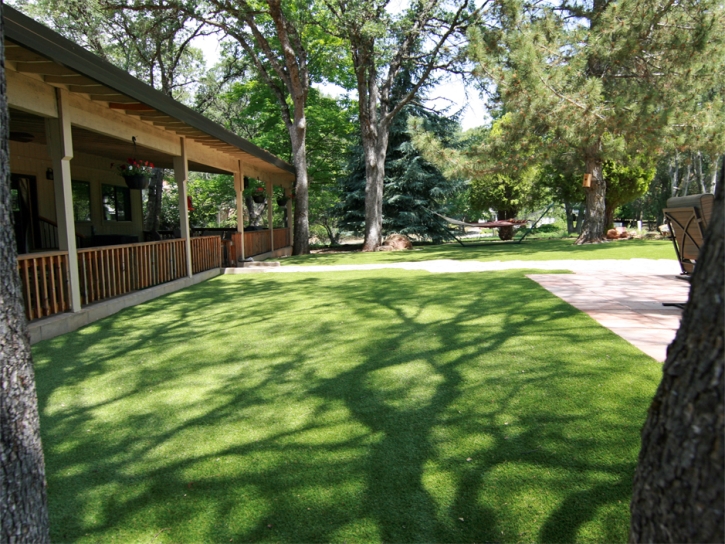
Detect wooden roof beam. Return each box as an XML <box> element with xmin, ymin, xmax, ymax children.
<box><xmin>15</xmin><ymin>62</ymin><xmax>76</xmax><ymax>76</ymax></box>
<box><xmin>5</xmin><ymin>48</ymin><xmax>50</xmax><ymax>62</ymax></box>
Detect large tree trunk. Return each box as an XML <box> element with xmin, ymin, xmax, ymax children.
<box><xmin>244</xmin><ymin>196</ymin><xmax>265</xmax><ymax>227</ymax></box>
<box><xmin>143</xmin><ymin>168</ymin><xmax>164</xmax><ymax>233</ymax></box>
<box><xmin>497</xmin><ymin>207</ymin><xmax>518</xmax><ymax>241</ymax></box>
<box><xmin>629</xmin><ymin>174</ymin><xmax>724</xmax><ymax>543</ymax></box>
<box><xmin>362</xmin><ymin>131</ymin><xmax>389</xmax><ymax>251</ymax></box>
<box><xmin>0</xmin><ymin>8</ymin><xmax>51</xmax><ymax>541</ymax></box>
<box><xmin>577</xmin><ymin>154</ymin><xmax>606</xmax><ymax>244</ymax></box>
<box><xmin>290</xmin><ymin>116</ymin><xmax>310</xmax><ymax>255</ymax></box>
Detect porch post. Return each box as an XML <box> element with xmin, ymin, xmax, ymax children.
<box><xmin>173</xmin><ymin>137</ymin><xmax>193</xmax><ymax>277</ymax></box>
<box><xmin>235</xmin><ymin>161</ymin><xmax>245</xmax><ymax>260</ymax></box>
<box><xmin>45</xmin><ymin>88</ymin><xmax>81</xmax><ymax>312</ymax></box>
<box><xmin>266</xmin><ymin>180</ymin><xmax>274</xmax><ymax>252</ymax></box>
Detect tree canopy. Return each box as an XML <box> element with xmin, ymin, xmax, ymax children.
<box><xmin>468</xmin><ymin>0</ymin><xmax>725</xmax><ymax>242</ymax></box>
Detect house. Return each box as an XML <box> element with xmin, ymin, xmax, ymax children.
<box><xmin>3</xmin><ymin>6</ymin><xmax>296</xmax><ymax>342</ymax></box>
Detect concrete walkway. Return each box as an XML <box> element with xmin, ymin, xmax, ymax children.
<box><xmin>225</xmin><ymin>258</ymin><xmax>688</xmax><ymax>362</ymax></box>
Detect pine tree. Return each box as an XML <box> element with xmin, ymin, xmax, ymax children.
<box><xmin>468</xmin><ymin>0</ymin><xmax>725</xmax><ymax>243</ymax></box>
<box><xmin>338</xmin><ymin>98</ymin><xmax>463</xmax><ymax>243</ymax></box>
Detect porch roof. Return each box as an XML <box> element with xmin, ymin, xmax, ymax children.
<box><xmin>3</xmin><ymin>5</ymin><xmax>295</xmax><ymax>180</ymax></box>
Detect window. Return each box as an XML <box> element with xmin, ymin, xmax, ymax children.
<box><xmin>72</xmin><ymin>181</ymin><xmax>91</xmax><ymax>222</ymax></box>
<box><xmin>102</xmin><ymin>184</ymin><xmax>131</xmax><ymax>222</ymax></box>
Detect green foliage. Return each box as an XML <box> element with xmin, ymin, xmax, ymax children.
<box><xmin>469</xmin><ymin>168</ymin><xmax>539</xmax><ymax>219</ymax></box>
<box><xmin>603</xmin><ymin>158</ymin><xmax>656</xmax><ymax>227</ymax></box>
<box><xmin>188</xmin><ymin>173</ymin><xmax>237</xmax><ymax>228</ymax></box>
<box><xmin>338</xmin><ymin>102</ymin><xmax>465</xmax><ymax>243</ymax></box>
<box><xmin>468</xmin><ymin>0</ymin><xmax>725</xmax><ymax>162</ymax></box>
<box><xmin>13</xmin><ymin>0</ymin><xmax>207</xmax><ymax>101</ymax></box>
<box><xmin>533</xmin><ymin>154</ymin><xmax>587</xmax><ymax>209</ymax></box>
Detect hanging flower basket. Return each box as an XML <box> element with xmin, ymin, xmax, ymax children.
<box><xmin>276</xmin><ymin>196</ymin><xmax>289</xmax><ymax>207</ymax></box>
<box><xmin>114</xmin><ymin>156</ymin><xmax>154</xmax><ymax>190</ymax></box>
<box><xmin>251</xmin><ymin>186</ymin><xmax>266</xmax><ymax>204</ymax></box>
<box><xmin>124</xmin><ymin>173</ymin><xmax>150</xmax><ymax>190</ymax></box>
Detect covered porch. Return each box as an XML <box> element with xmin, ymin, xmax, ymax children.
<box><xmin>5</xmin><ymin>6</ymin><xmax>295</xmax><ymax>331</ymax></box>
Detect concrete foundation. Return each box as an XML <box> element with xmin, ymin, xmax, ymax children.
<box><xmin>27</xmin><ymin>268</ymin><xmax>221</xmax><ymax>344</ymax></box>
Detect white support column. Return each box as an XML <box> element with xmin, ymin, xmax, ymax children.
<box><xmin>45</xmin><ymin>88</ymin><xmax>81</xmax><ymax>312</ymax></box>
<box><xmin>235</xmin><ymin>161</ymin><xmax>245</xmax><ymax>260</ymax></box>
<box><xmin>266</xmin><ymin>180</ymin><xmax>274</xmax><ymax>252</ymax></box>
<box><xmin>173</xmin><ymin>137</ymin><xmax>193</xmax><ymax>277</ymax></box>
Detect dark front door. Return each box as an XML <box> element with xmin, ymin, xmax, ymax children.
<box><xmin>10</xmin><ymin>173</ymin><xmax>39</xmax><ymax>254</ymax></box>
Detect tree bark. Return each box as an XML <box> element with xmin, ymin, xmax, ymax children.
<box><xmin>0</xmin><ymin>7</ymin><xmax>51</xmax><ymax>541</ymax></box>
<box><xmin>564</xmin><ymin>201</ymin><xmax>574</xmax><ymax>234</ymax></box>
<box><xmin>362</xmin><ymin>130</ymin><xmax>389</xmax><ymax>251</ymax></box>
<box><xmin>576</xmin><ymin>153</ymin><xmax>606</xmax><ymax>244</ymax></box>
<box><xmin>289</xmin><ymin>112</ymin><xmax>309</xmax><ymax>255</ymax></box>
<box><xmin>244</xmin><ymin>196</ymin><xmax>265</xmax><ymax>227</ymax></box>
<box><xmin>629</xmin><ymin>174</ymin><xmax>724</xmax><ymax>543</ymax></box>
<box><xmin>143</xmin><ymin>168</ymin><xmax>164</xmax><ymax>233</ymax></box>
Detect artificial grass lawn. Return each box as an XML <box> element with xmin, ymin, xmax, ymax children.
<box><xmin>279</xmin><ymin>237</ymin><xmax>675</xmax><ymax>266</ymax></box>
<box><xmin>33</xmin><ymin>269</ymin><xmax>663</xmax><ymax>543</ymax></box>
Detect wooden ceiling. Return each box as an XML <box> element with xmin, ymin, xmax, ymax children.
<box><xmin>4</xmin><ymin>39</ymin><xmax>290</xmax><ymax>177</ymax></box>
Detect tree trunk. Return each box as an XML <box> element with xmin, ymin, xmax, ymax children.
<box><xmin>290</xmin><ymin>116</ymin><xmax>310</xmax><ymax>255</ymax></box>
<box><xmin>143</xmin><ymin>168</ymin><xmax>164</xmax><ymax>233</ymax></box>
<box><xmin>564</xmin><ymin>201</ymin><xmax>575</xmax><ymax>234</ymax></box>
<box><xmin>629</xmin><ymin>175</ymin><xmax>724</xmax><ymax>543</ymax></box>
<box><xmin>0</xmin><ymin>9</ymin><xmax>51</xmax><ymax>540</ymax></box>
<box><xmin>362</xmin><ymin>131</ymin><xmax>389</xmax><ymax>251</ymax></box>
<box><xmin>681</xmin><ymin>162</ymin><xmax>692</xmax><ymax>196</ymax></box>
<box><xmin>497</xmin><ymin>207</ymin><xmax>517</xmax><ymax>241</ymax></box>
<box><xmin>244</xmin><ymin>196</ymin><xmax>265</xmax><ymax>227</ymax></box>
<box><xmin>576</xmin><ymin>204</ymin><xmax>585</xmax><ymax>234</ymax></box>
<box><xmin>604</xmin><ymin>202</ymin><xmax>615</xmax><ymax>231</ymax></box>
<box><xmin>576</xmin><ymin>155</ymin><xmax>606</xmax><ymax>244</ymax></box>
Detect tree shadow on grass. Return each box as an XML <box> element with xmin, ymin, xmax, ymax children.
<box><xmin>32</xmin><ymin>270</ymin><xmax>658</xmax><ymax>542</ymax></box>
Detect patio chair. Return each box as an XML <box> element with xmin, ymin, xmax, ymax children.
<box><xmin>662</xmin><ymin>193</ymin><xmax>714</xmax><ymax>275</ymax></box>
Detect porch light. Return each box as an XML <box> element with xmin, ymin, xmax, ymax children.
<box><xmin>46</xmin><ymin>168</ymin><xmax>53</xmax><ymax>180</ymax></box>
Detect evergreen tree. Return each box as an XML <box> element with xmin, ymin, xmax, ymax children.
<box><xmin>338</xmin><ymin>100</ymin><xmax>463</xmax><ymax>243</ymax></box>
<box><xmin>468</xmin><ymin>0</ymin><xmax>725</xmax><ymax>244</ymax></box>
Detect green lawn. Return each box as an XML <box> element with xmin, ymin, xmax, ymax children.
<box><xmin>279</xmin><ymin>237</ymin><xmax>675</xmax><ymax>266</ymax></box>
<box><xmin>33</xmin><ymin>269</ymin><xmax>663</xmax><ymax>543</ymax></box>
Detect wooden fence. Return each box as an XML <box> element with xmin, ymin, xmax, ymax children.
<box><xmin>273</xmin><ymin>228</ymin><xmax>290</xmax><ymax>249</ymax></box>
<box><xmin>77</xmin><ymin>238</ymin><xmax>187</xmax><ymax>305</ymax></box>
<box><xmin>17</xmin><ymin>251</ymin><xmax>70</xmax><ymax>321</ymax></box>
<box><xmin>244</xmin><ymin>230</ymin><xmax>272</xmax><ymax>257</ymax></box>
<box><xmin>191</xmin><ymin>236</ymin><xmax>222</xmax><ymax>274</ymax></box>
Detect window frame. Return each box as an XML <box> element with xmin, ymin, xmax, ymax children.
<box><xmin>101</xmin><ymin>184</ymin><xmax>132</xmax><ymax>222</ymax></box>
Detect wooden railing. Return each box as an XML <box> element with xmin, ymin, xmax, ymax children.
<box><xmin>273</xmin><ymin>228</ymin><xmax>290</xmax><ymax>249</ymax></box>
<box><xmin>38</xmin><ymin>216</ymin><xmax>59</xmax><ymax>250</ymax></box>
<box><xmin>78</xmin><ymin>239</ymin><xmax>187</xmax><ymax>305</ymax></box>
<box><xmin>244</xmin><ymin>229</ymin><xmax>272</xmax><ymax>257</ymax></box>
<box><xmin>17</xmin><ymin>251</ymin><xmax>70</xmax><ymax>321</ymax></box>
<box><xmin>191</xmin><ymin>236</ymin><xmax>222</xmax><ymax>274</ymax></box>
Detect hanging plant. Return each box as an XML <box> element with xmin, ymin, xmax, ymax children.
<box><xmin>113</xmin><ymin>137</ymin><xmax>154</xmax><ymax>190</ymax></box>
<box><xmin>243</xmin><ymin>179</ymin><xmax>267</xmax><ymax>204</ymax></box>
<box><xmin>116</xmin><ymin>158</ymin><xmax>154</xmax><ymax>189</ymax></box>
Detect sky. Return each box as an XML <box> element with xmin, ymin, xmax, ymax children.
<box><xmin>194</xmin><ymin>34</ymin><xmax>491</xmax><ymax>132</ymax></box>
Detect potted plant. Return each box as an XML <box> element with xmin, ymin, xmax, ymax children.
<box><xmin>116</xmin><ymin>158</ymin><xmax>154</xmax><ymax>190</ymax></box>
<box><xmin>243</xmin><ymin>179</ymin><xmax>267</xmax><ymax>204</ymax></box>
<box><xmin>275</xmin><ymin>186</ymin><xmax>293</xmax><ymax>207</ymax></box>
